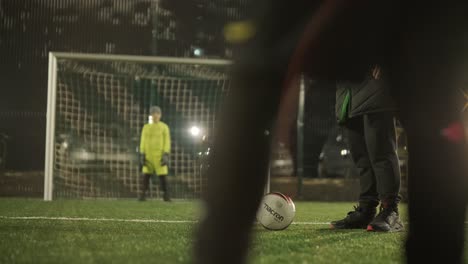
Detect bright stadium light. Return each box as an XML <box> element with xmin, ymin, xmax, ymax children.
<box><xmin>193</xmin><ymin>48</ymin><xmax>203</xmax><ymax>57</ymax></box>
<box><xmin>189</xmin><ymin>126</ymin><xmax>201</xmax><ymax>137</ymax></box>
<box><xmin>61</xmin><ymin>141</ymin><xmax>68</xmax><ymax>149</ymax></box>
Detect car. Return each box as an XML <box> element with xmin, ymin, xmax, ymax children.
<box><xmin>317</xmin><ymin>130</ymin><xmax>358</xmax><ymax>178</ymax></box>
<box><xmin>318</xmin><ymin>124</ymin><xmax>408</xmax><ymax>179</ymax></box>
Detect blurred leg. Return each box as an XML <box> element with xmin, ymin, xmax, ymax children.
<box><xmin>344</xmin><ymin>116</ymin><xmax>379</xmax><ymax>206</ymax></box>
<box><xmin>363</xmin><ymin>112</ymin><xmax>400</xmax><ymax>204</ymax></box>
<box><xmin>139</xmin><ymin>174</ymin><xmax>151</xmax><ymax>201</ymax></box>
<box><xmin>329</xmin><ymin>117</ymin><xmax>378</xmax><ymax>230</ymax></box>
<box><xmin>397</xmin><ymin>92</ymin><xmax>467</xmax><ymax>262</ymax></box>
<box><xmin>159</xmin><ymin>175</ymin><xmax>170</xmax><ymax>201</ymax></box>
<box><xmin>386</xmin><ymin>4</ymin><xmax>468</xmax><ymax>261</ymax></box>
<box><xmin>193</xmin><ymin>1</ymin><xmax>334</xmax><ymax>263</ymax></box>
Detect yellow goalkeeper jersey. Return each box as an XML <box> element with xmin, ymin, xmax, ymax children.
<box><xmin>140</xmin><ymin>121</ymin><xmax>171</xmax><ymax>176</ymax></box>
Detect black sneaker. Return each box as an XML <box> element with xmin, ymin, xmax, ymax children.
<box><xmin>330</xmin><ymin>205</ymin><xmax>376</xmax><ymax>229</ymax></box>
<box><xmin>367</xmin><ymin>207</ymin><xmax>404</xmax><ymax>232</ymax></box>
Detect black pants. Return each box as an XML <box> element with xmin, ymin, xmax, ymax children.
<box><xmin>344</xmin><ymin>112</ymin><xmax>400</xmax><ymax>207</ymax></box>
<box><xmin>141</xmin><ymin>174</ymin><xmax>168</xmax><ymax>197</ymax></box>
<box><xmin>194</xmin><ymin>2</ymin><xmax>468</xmax><ymax>264</ymax></box>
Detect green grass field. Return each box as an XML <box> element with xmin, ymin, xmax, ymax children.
<box><xmin>0</xmin><ymin>198</ymin><xmax>466</xmax><ymax>264</ymax></box>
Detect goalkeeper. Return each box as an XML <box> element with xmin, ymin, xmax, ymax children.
<box><xmin>139</xmin><ymin>106</ymin><xmax>171</xmax><ymax>202</ymax></box>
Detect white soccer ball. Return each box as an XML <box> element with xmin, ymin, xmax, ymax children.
<box><xmin>256</xmin><ymin>192</ymin><xmax>296</xmax><ymax>230</ymax></box>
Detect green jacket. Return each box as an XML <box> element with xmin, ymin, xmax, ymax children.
<box><xmin>140</xmin><ymin>121</ymin><xmax>171</xmax><ymax>175</ymax></box>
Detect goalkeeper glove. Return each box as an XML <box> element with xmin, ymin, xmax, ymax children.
<box><xmin>139</xmin><ymin>153</ymin><xmax>146</xmax><ymax>170</ymax></box>
<box><xmin>161</xmin><ymin>153</ymin><xmax>170</xmax><ymax>166</ymax></box>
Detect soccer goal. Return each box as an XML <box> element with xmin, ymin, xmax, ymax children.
<box><xmin>44</xmin><ymin>52</ymin><xmax>232</xmax><ymax>200</ymax></box>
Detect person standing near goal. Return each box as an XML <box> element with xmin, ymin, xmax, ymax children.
<box><xmin>139</xmin><ymin>106</ymin><xmax>171</xmax><ymax>202</ymax></box>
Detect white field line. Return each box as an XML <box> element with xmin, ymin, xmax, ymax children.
<box><xmin>0</xmin><ymin>216</ymin><xmax>196</xmax><ymax>223</ymax></box>
<box><xmin>1</xmin><ymin>216</ymin><xmax>467</xmax><ymax>226</ymax></box>
<box><xmin>0</xmin><ymin>216</ymin><xmax>330</xmax><ymax>225</ymax></box>
<box><xmin>292</xmin><ymin>222</ymin><xmax>331</xmax><ymax>225</ymax></box>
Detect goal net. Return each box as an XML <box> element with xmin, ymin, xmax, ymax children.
<box><xmin>44</xmin><ymin>52</ymin><xmax>231</xmax><ymax>200</ymax></box>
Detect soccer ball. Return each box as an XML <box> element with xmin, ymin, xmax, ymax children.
<box><xmin>256</xmin><ymin>192</ymin><xmax>296</xmax><ymax>230</ymax></box>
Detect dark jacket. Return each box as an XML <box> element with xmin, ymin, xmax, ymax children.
<box><xmin>335</xmin><ymin>77</ymin><xmax>397</xmax><ymax>123</ymax></box>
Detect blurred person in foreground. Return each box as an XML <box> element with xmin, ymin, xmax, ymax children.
<box><xmin>139</xmin><ymin>106</ymin><xmax>171</xmax><ymax>202</ymax></box>
<box><xmin>192</xmin><ymin>1</ymin><xmax>468</xmax><ymax>263</ymax></box>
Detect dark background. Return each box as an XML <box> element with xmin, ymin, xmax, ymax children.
<box><xmin>0</xmin><ymin>0</ymin><xmax>335</xmax><ymax>177</ymax></box>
